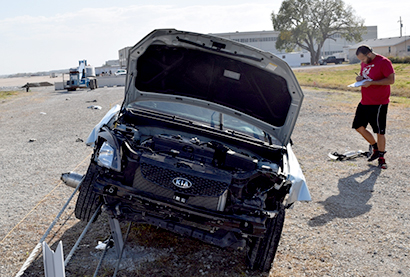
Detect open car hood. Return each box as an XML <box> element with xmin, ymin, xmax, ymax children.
<box><xmin>122</xmin><ymin>29</ymin><xmax>304</xmax><ymax>146</ymax></box>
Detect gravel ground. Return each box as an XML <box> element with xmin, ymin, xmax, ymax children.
<box><xmin>0</xmin><ymin>82</ymin><xmax>409</xmax><ymax>276</ymax></box>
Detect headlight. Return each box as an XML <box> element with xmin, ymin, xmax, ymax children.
<box><xmin>97</xmin><ymin>142</ymin><xmax>115</xmax><ymax>168</ymax></box>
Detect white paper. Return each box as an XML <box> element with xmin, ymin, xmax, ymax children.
<box><xmin>347</xmin><ymin>79</ymin><xmax>372</xmax><ymax>87</ymax></box>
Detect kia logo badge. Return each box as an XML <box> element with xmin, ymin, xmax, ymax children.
<box><xmin>172</xmin><ymin>177</ymin><xmax>192</xmax><ymax>189</ymax></box>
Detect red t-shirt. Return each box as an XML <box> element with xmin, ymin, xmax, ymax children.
<box><xmin>360</xmin><ymin>54</ymin><xmax>394</xmax><ymax>105</ymax></box>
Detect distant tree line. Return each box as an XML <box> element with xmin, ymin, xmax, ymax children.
<box><xmin>388</xmin><ymin>56</ymin><xmax>410</xmax><ymax>63</ymax></box>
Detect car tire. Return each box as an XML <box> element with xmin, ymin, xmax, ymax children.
<box><xmin>246</xmin><ymin>203</ymin><xmax>285</xmax><ymax>272</ymax></box>
<box><xmin>74</xmin><ymin>162</ymin><xmax>102</xmax><ymax>222</ymax></box>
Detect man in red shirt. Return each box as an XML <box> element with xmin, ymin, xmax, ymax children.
<box><xmin>352</xmin><ymin>45</ymin><xmax>395</xmax><ymax>169</ymax></box>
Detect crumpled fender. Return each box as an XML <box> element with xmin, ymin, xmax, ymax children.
<box><xmin>286</xmin><ymin>143</ymin><xmax>311</xmax><ymax>204</ymax></box>
<box><xmin>86</xmin><ymin>105</ymin><xmax>121</xmax><ymax>147</ymax></box>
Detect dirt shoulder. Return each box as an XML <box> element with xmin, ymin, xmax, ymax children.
<box><xmin>1</xmin><ymin>87</ymin><xmax>409</xmax><ymax>276</ymax></box>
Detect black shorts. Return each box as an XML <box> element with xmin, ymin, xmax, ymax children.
<box><xmin>352</xmin><ymin>103</ymin><xmax>388</xmax><ymax>134</ymax></box>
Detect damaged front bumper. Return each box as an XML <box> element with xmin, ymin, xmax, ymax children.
<box><xmin>91</xmin><ymin>175</ymin><xmax>277</xmax><ymax>249</ymax></box>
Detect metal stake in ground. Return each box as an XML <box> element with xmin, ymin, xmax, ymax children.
<box><xmin>64</xmin><ymin>202</ymin><xmax>103</xmax><ymax>266</ymax></box>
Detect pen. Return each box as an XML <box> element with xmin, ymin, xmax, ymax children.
<box><xmin>355</xmin><ymin>72</ymin><xmax>359</xmax><ymax>76</ymax></box>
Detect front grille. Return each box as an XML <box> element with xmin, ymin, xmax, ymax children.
<box><xmin>141</xmin><ymin>162</ymin><xmax>229</xmax><ymax>197</ymax></box>
<box><xmin>132</xmin><ymin>155</ymin><xmax>231</xmax><ymax>211</ymax></box>
<box><xmin>133</xmin><ymin>167</ymin><xmax>221</xmax><ymax>210</ymax></box>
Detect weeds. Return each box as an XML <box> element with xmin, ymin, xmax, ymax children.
<box><xmin>0</xmin><ymin>90</ymin><xmax>18</xmax><ymax>99</ymax></box>
<box><xmin>294</xmin><ymin>64</ymin><xmax>410</xmax><ymax>98</ymax></box>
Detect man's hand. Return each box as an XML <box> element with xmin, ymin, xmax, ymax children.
<box><xmin>362</xmin><ymin>81</ymin><xmax>372</xmax><ymax>87</ymax></box>
<box><xmin>361</xmin><ymin>73</ymin><xmax>395</xmax><ymax>88</ymax></box>
<box><xmin>356</xmin><ymin>75</ymin><xmax>364</xmax><ymax>82</ymax></box>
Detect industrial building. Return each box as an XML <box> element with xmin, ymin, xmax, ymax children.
<box><xmin>212</xmin><ymin>26</ymin><xmax>377</xmax><ymax>66</ymax></box>
<box><xmin>115</xmin><ymin>27</ymin><xmax>378</xmax><ymax>68</ymax></box>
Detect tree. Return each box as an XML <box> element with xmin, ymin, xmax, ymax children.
<box><xmin>271</xmin><ymin>0</ymin><xmax>365</xmax><ymax>65</ymax></box>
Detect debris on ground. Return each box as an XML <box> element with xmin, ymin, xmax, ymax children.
<box><xmin>87</xmin><ymin>105</ymin><xmax>102</xmax><ymax>110</ymax></box>
<box><xmin>21</xmin><ymin>82</ymin><xmax>53</xmax><ymax>88</ymax></box>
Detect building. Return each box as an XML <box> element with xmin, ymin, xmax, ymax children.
<box><xmin>115</xmin><ymin>27</ymin><xmax>378</xmax><ymax>68</ymax></box>
<box><xmin>212</xmin><ymin>30</ymin><xmax>282</xmax><ymax>54</ymax></box>
<box><xmin>95</xmin><ymin>59</ymin><xmax>120</xmax><ymax>76</ymax></box>
<box><xmin>321</xmin><ymin>26</ymin><xmax>377</xmax><ymax>57</ymax></box>
<box><xmin>348</xmin><ymin>36</ymin><xmax>410</xmax><ymax>63</ymax></box>
<box><xmin>213</xmin><ymin>27</ymin><xmax>377</xmax><ymax>66</ymax></box>
<box><xmin>119</xmin><ymin>47</ymin><xmax>132</xmax><ymax>68</ymax></box>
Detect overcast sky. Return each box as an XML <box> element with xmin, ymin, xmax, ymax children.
<box><xmin>1</xmin><ymin>0</ymin><xmax>408</xmax><ymax>75</ymax></box>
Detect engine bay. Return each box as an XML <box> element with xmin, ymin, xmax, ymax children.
<box><xmin>110</xmin><ymin>120</ymin><xmax>291</xmax><ymax>213</ymax></box>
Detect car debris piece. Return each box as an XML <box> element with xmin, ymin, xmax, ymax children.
<box><xmin>328</xmin><ymin>150</ymin><xmax>369</xmax><ymax>161</ymax></box>
<box><xmin>72</xmin><ymin>29</ymin><xmax>311</xmax><ymax>272</ymax></box>
<box><xmin>22</xmin><ymin>82</ymin><xmax>53</xmax><ymax>88</ymax></box>
<box><xmin>87</xmin><ymin>105</ymin><xmax>102</xmax><ymax>110</ymax></box>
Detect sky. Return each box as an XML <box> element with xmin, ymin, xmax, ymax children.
<box><xmin>1</xmin><ymin>0</ymin><xmax>409</xmax><ymax>75</ymax></box>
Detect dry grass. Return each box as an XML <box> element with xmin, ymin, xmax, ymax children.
<box><xmin>293</xmin><ymin>63</ymin><xmax>410</xmax><ymax>98</ymax></box>
<box><xmin>0</xmin><ymin>90</ymin><xmax>19</xmax><ymax>99</ymax></box>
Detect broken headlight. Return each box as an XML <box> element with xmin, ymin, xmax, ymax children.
<box><xmin>97</xmin><ymin>142</ymin><xmax>115</xmax><ymax>169</ymax></box>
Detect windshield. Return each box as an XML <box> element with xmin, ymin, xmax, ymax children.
<box><xmin>129</xmin><ymin>101</ymin><xmax>268</xmax><ymax>141</ymax></box>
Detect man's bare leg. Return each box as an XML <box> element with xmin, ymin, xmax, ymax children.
<box><xmin>356</xmin><ymin>126</ymin><xmax>376</xmax><ymax>145</ymax></box>
<box><xmin>377</xmin><ymin>133</ymin><xmax>386</xmax><ymax>152</ymax></box>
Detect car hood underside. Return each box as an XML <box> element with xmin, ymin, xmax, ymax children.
<box><xmin>122</xmin><ymin>29</ymin><xmax>304</xmax><ymax>146</ymax></box>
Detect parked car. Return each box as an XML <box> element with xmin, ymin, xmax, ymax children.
<box><xmin>114</xmin><ymin>69</ymin><xmax>127</xmax><ymax>76</ymax></box>
<box><xmin>319</xmin><ymin>55</ymin><xmax>345</xmax><ymax>65</ymax></box>
<box><xmin>74</xmin><ymin>29</ymin><xmax>311</xmax><ymax>272</ymax></box>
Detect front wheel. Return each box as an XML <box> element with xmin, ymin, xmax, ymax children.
<box><xmin>246</xmin><ymin>204</ymin><xmax>285</xmax><ymax>272</ymax></box>
<box><xmin>74</xmin><ymin>163</ymin><xmax>102</xmax><ymax>222</ymax></box>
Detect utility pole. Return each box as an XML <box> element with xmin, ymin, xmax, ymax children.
<box><xmin>398</xmin><ymin>16</ymin><xmax>403</xmax><ymax>37</ymax></box>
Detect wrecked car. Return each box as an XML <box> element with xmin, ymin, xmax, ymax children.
<box><xmin>74</xmin><ymin>29</ymin><xmax>311</xmax><ymax>272</ymax></box>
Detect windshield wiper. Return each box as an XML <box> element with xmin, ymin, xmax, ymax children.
<box><xmin>219</xmin><ymin>113</ymin><xmax>223</xmax><ymax>130</ymax></box>
<box><xmin>210</xmin><ymin>112</ymin><xmax>223</xmax><ymax>130</ymax></box>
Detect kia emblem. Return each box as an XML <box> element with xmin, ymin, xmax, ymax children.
<box><xmin>172</xmin><ymin>177</ymin><xmax>192</xmax><ymax>189</ymax></box>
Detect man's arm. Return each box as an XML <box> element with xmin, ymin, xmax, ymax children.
<box><xmin>362</xmin><ymin>73</ymin><xmax>395</xmax><ymax>87</ymax></box>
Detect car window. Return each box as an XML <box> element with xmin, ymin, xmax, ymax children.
<box><xmin>128</xmin><ymin>101</ymin><xmax>266</xmax><ymax>140</ymax></box>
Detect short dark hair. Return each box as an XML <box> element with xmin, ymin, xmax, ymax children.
<box><xmin>356</xmin><ymin>45</ymin><xmax>373</xmax><ymax>56</ymax></box>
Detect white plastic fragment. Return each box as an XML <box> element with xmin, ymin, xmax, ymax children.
<box><xmin>95</xmin><ymin>241</ymin><xmax>108</xmax><ymax>250</ymax></box>
<box><xmin>87</xmin><ymin>105</ymin><xmax>102</xmax><ymax>110</ymax></box>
